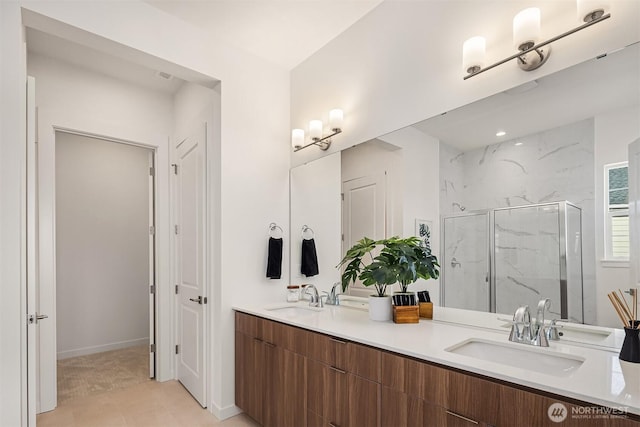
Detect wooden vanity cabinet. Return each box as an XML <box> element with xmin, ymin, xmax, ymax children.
<box><xmin>235</xmin><ymin>313</ymin><xmax>306</xmax><ymax>427</ymax></box>
<box><xmin>235</xmin><ymin>312</ymin><xmax>640</xmax><ymax>427</ymax></box>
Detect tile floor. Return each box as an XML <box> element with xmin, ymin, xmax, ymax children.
<box><xmin>37</xmin><ymin>379</ymin><xmax>259</xmax><ymax>427</ymax></box>
<box><xmin>38</xmin><ymin>347</ymin><xmax>258</xmax><ymax>427</ymax></box>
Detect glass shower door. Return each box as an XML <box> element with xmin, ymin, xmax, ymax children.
<box><xmin>441</xmin><ymin>212</ymin><xmax>490</xmax><ymax>311</ymax></box>
<box><xmin>493</xmin><ymin>204</ymin><xmax>562</xmax><ymax>316</ymax></box>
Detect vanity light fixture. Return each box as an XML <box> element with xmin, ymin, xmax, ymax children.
<box><xmin>462</xmin><ymin>0</ymin><xmax>610</xmax><ymax>80</ymax></box>
<box><xmin>292</xmin><ymin>109</ymin><xmax>344</xmax><ymax>152</ymax></box>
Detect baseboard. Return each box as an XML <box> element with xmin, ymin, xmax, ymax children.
<box><xmin>211</xmin><ymin>402</ymin><xmax>242</xmax><ymax>421</ymax></box>
<box><xmin>57</xmin><ymin>337</ymin><xmax>149</xmax><ymax>359</ymax></box>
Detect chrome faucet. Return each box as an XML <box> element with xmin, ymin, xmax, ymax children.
<box><xmin>323</xmin><ymin>282</ymin><xmax>341</xmax><ymax>306</ymax></box>
<box><xmin>533</xmin><ymin>298</ymin><xmax>550</xmax><ymax>338</ymax></box>
<box><xmin>508</xmin><ymin>305</ymin><xmax>549</xmax><ymax>347</ymax></box>
<box><xmin>302</xmin><ymin>284</ymin><xmax>323</xmax><ymax>308</ymax></box>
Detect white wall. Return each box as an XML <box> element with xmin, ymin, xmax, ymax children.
<box><xmin>594</xmin><ymin>105</ymin><xmax>640</xmax><ymax>327</ymax></box>
<box><xmin>2</xmin><ymin>1</ymin><xmax>291</xmax><ymax>422</ymax></box>
<box><xmin>290</xmin><ymin>153</ymin><xmax>342</xmax><ymax>293</ymax></box>
<box><xmin>378</xmin><ymin>127</ymin><xmax>441</xmax><ymax>301</ymax></box>
<box><xmin>0</xmin><ymin>2</ymin><xmax>28</xmax><ymax>426</ymax></box>
<box><xmin>55</xmin><ymin>133</ymin><xmax>150</xmax><ymax>359</ymax></box>
<box><xmin>290</xmin><ymin>0</ymin><xmax>640</xmax><ymax>168</ymax></box>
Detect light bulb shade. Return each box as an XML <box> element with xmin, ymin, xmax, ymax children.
<box><xmin>577</xmin><ymin>0</ymin><xmax>608</xmax><ymax>22</ymax></box>
<box><xmin>329</xmin><ymin>109</ymin><xmax>344</xmax><ymax>131</ymax></box>
<box><xmin>309</xmin><ymin>120</ymin><xmax>323</xmax><ymax>140</ymax></box>
<box><xmin>513</xmin><ymin>7</ymin><xmax>541</xmax><ymax>50</ymax></box>
<box><xmin>462</xmin><ymin>36</ymin><xmax>486</xmax><ymax>73</ymax></box>
<box><xmin>292</xmin><ymin>129</ymin><xmax>304</xmax><ymax>149</ymax></box>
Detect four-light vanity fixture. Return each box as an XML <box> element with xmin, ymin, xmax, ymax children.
<box><xmin>292</xmin><ymin>109</ymin><xmax>344</xmax><ymax>152</ymax></box>
<box><xmin>462</xmin><ymin>0</ymin><xmax>611</xmax><ymax>80</ymax></box>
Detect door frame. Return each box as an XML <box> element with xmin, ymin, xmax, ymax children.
<box><xmin>30</xmin><ymin>108</ymin><xmax>173</xmax><ymax>415</ymax></box>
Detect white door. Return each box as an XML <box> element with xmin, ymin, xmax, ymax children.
<box><xmin>629</xmin><ymin>138</ymin><xmax>640</xmax><ymax>288</ymax></box>
<box><xmin>175</xmin><ymin>123</ymin><xmax>207</xmax><ymax>407</ymax></box>
<box><xmin>342</xmin><ymin>172</ymin><xmax>386</xmax><ymax>296</ymax></box>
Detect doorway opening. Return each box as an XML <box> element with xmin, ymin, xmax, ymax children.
<box><xmin>53</xmin><ymin>131</ymin><xmax>156</xmax><ymax>404</ymax></box>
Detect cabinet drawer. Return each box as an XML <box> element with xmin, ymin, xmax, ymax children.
<box><xmin>307</xmin><ymin>331</ymin><xmax>349</xmax><ymax>369</ymax></box>
<box><xmin>235</xmin><ymin>311</ymin><xmax>259</xmax><ymax>337</ymax></box>
<box><xmin>406</xmin><ymin>358</ymin><xmax>448</xmax><ymax>407</ymax></box>
<box><xmin>346</xmin><ymin>342</ymin><xmax>381</xmax><ymax>382</ymax></box>
<box><xmin>446</xmin><ymin>370</ymin><xmax>499</xmax><ymax>426</ymax></box>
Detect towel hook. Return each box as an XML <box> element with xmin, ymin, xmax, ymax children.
<box><xmin>301</xmin><ymin>225</ymin><xmax>315</xmax><ymax>239</ymax></box>
<box><xmin>269</xmin><ymin>222</ymin><xmax>283</xmax><ymax>238</ymax></box>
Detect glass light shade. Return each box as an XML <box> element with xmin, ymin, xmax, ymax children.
<box><xmin>462</xmin><ymin>36</ymin><xmax>486</xmax><ymax>73</ymax></box>
<box><xmin>291</xmin><ymin>129</ymin><xmax>304</xmax><ymax>149</ymax></box>
<box><xmin>513</xmin><ymin>8</ymin><xmax>541</xmax><ymax>50</ymax></box>
<box><xmin>309</xmin><ymin>120</ymin><xmax>323</xmax><ymax>140</ymax></box>
<box><xmin>577</xmin><ymin>0</ymin><xmax>608</xmax><ymax>22</ymax></box>
<box><xmin>329</xmin><ymin>109</ymin><xmax>344</xmax><ymax>130</ymax></box>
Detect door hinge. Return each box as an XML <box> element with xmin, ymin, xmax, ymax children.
<box><xmin>171</xmin><ymin>164</ymin><xmax>178</xmax><ymax>175</ymax></box>
<box><xmin>174</xmin><ymin>225</ymin><xmax>179</xmax><ymax>235</ymax></box>
<box><xmin>341</xmin><ymin>233</ymin><xmax>344</xmax><ymax>241</ymax></box>
<box><xmin>150</xmin><ymin>285</ymin><xmax>156</xmax><ymax>294</ymax></box>
<box><xmin>149</xmin><ymin>167</ymin><xmax>155</xmax><ymax>176</ymax></box>
<box><xmin>341</xmin><ymin>193</ymin><xmax>344</xmax><ymax>201</ymax></box>
<box><xmin>150</xmin><ymin>344</ymin><xmax>156</xmax><ymax>353</ymax></box>
<box><xmin>149</xmin><ymin>226</ymin><xmax>155</xmax><ymax>235</ymax></box>
<box><xmin>175</xmin><ymin>285</ymin><xmax>179</xmax><ymax>294</ymax></box>
<box><xmin>175</xmin><ymin>345</ymin><xmax>179</xmax><ymax>354</ymax></box>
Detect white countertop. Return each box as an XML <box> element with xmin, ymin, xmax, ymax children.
<box><xmin>233</xmin><ymin>301</ymin><xmax>640</xmax><ymax>416</ymax></box>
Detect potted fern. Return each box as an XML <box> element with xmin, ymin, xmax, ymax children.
<box><xmin>337</xmin><ymin>236</ymin><xmax>440</xmax><ymax>321</ymax></box>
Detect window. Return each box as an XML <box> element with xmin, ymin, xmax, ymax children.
<box><xmin>605</xmin><ymin>162</ymin><xmax>629</xmax><ymax>260</ymax></box>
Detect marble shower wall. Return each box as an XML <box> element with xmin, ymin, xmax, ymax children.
<box><xmin>439</xmin><ymin>119</ymin><xmax>595</xmax><ymax>323</ymax></box>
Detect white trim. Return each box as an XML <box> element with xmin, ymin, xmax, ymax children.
<box><xmin>211</xmin><ymin>403</ymin><xmax>242</xmax><ymax>420</ymax></box>
<box><xmin>600</xmin><ymin>259</ymin><xmax>630</xmax><ymax>269</ymax></box>
<box><xmin>56</xmin><ymin>338</ymin><xmax>150</xmax><ymax>360</ymax></box>
<box><xmin>603</xmin><ymin>161</ymin><xmax>630</xmax><ymax>261</ymax></box>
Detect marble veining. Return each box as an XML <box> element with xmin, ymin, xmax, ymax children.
<box><xmin>439</xmin><ymin>119</ymin><xmax>595</xmax><ymax>323</ymax></box>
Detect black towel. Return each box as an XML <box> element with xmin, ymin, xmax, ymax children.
<box><xmin>266</xmin><ymin>237</ymin><xmax>283</xmax><ymax>279</ymax></box>
<box><xmin>301</xmin><ymin>238</ymin><xmax>319</xmax><ymax>277</ymax></box>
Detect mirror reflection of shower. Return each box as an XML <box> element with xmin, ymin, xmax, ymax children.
<box><xmin>440</xmin><ymin>201</ymin><xmax>584</xmax><ymax>323</ymax></box>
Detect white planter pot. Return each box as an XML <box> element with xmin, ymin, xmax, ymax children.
<box><xmin>368</xmin><ymin>295</ymin><xmax>392</xmax><ymax>321</ymax></box>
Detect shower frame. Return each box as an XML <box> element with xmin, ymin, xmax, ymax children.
<box><xmin>440</xmin><ymin>201</ymin><xmax>584</xmax><ymax>321</ymax></box>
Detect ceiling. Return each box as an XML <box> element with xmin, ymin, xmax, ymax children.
<box><xmin>412</xmin><ymin>42</ymin><xmax>640</xmax><ymax>152</ymax></box>
<box><xmin>145</xmin><ymin>0</ymin><xmax>383</xmax><ymax>70</ymax></box>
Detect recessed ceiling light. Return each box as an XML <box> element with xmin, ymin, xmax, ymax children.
<box><xmin>496</xmin><ymin>131</ymin><xmax>506</xmax><ymax>137</ymax></box>
<box><xmin>515</xmin><ymin>142</ymin><xmax>523</xmax><ymax>146</ymax></box>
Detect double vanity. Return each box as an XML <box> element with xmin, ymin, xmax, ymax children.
<box><xmin>234</xmin><ymin>300</ymin><xmax>639</xmax><ymax>427</ymax></box>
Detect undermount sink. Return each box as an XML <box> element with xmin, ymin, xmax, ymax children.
<box><xmin>445</xmin><ymin>339</ymin><xmax>584</xmax><ymax>377</ymax></box>
<box><xmin>265</xmin><ymin>305</ymin><xmax>322</xmax><ymax>318</ymax></box>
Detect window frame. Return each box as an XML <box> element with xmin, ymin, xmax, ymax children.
<box><xmin>604</xmin><ymin>161</ymin><xmax>629</xmax><ymax>262</ymax></box>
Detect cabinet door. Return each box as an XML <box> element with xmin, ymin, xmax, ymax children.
<box><xmin>279</xmin><ymin>347</ymin><xmax>307</xmax><ymax>427</ymax></box>
<box><xmin>347</xmin><ymin>374</ymin><xmax>379</xmax><ymax>427</ymax></box>
<box><xmin>261</xmin><ymin>341</ymin><xmax>279</xmax><ymax>427</ymax></box>
<box><xmin>406</xmin><ymin>359</ymin><xmax>448</xmax><ymax>407</ymax></box>
<box><xmin>308</xmin><ymin>358</ymin><xmax>334</xmax><ymax>422</ymax></box>
<box><xmin>234</xmin><ymin>332</ymin><xmax>263</xmax><ymax>424</ymax></box>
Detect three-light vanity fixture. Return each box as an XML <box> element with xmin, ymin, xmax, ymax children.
<box><xmin>292</xmin><ymin>109</ymin><xmax>344</xmax><ymax>152</ymax></box>
<box><xmin>462</xmin><ymin>0</ymin><xmax>610</xmax><ymax>80</ymax></box>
